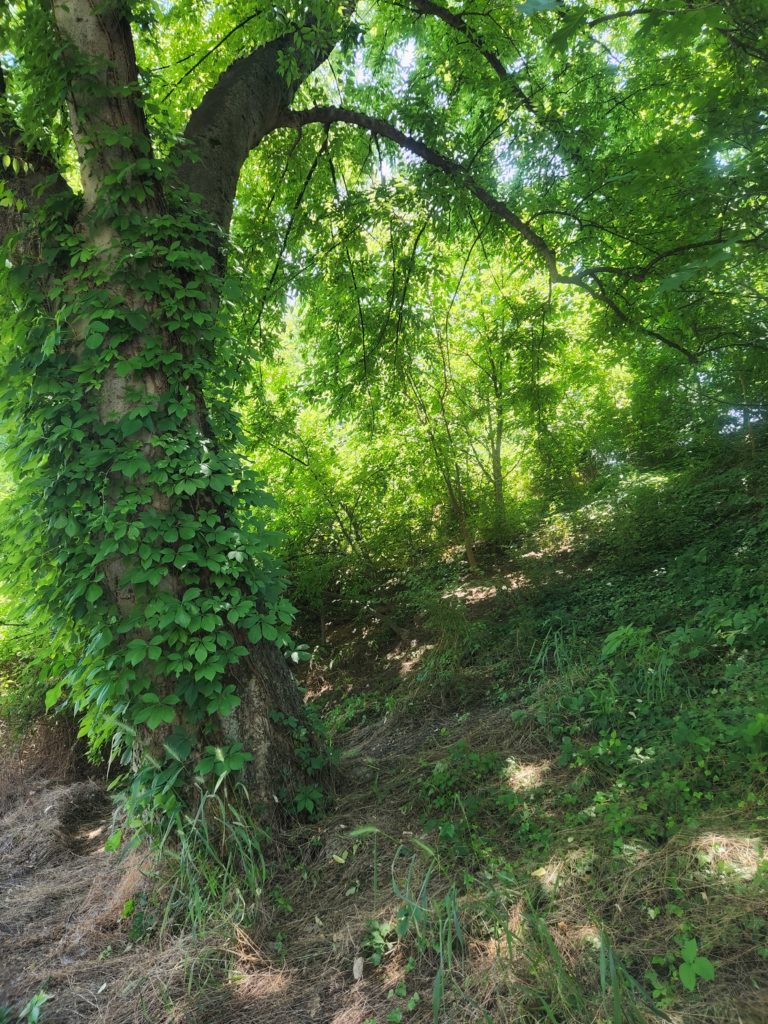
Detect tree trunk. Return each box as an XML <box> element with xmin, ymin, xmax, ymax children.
<box><xmin>12</xmin><ymin>0</ymin><xmax>332</xmax><ymax>813</ymax></box>
<box><xmin>446</xmin><ymin>464</ymin><xmax>479</xmax><ymax>571</ymax></box>
<box><xmin>491</xmin><ymin>412</ymin><xmax>507</xmax><ymax>538</ymax></box>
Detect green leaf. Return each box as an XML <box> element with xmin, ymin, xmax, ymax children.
<box><xmin>125</xmin><ymin>639</ymin><xmax>147</xmax><ymax>666</ymax></box>
<box><xmin>681</xmin><ymin>938</ymin><xmax>698</xmax><ymax>963</ymax></box>
<box><xmin>694</xmin><ymin>956</ymin><xmax>715</xmax><ymax>982</ymax></box>
<box><xmin>262</xmin><ymin>622</ymin><xmax>279</xmax><ymax>642</ymax></box>
<box><xmin>145</xmin><ymin>705</ymin><xmax>176</xmax><ymax>729</ymax></box>
<box><xmin>678</xmin><ymin>962</ymin><xmax>697</xmax><ymax>991</ymax></box>
<box><xmin>45</xmin><ymin>679</ymin><xmax>64</xmax><ymax>710</ymax></box>
<box><xmin>175</xmin><ymin>608</ymin><xmax>192</xmax><ymax>628</ymax></box>
<box><xmin>164</xmin><ymin>728</ymin><xmax>194</xmax><ymax>762</ymax></box>
<box><xmin>104</xmin><ymin>829</ymin><xmax>122</xmax><ymax>852</ymax></box>
<box><xmin>85</xmin><ymin>583</ymin><xmax>103</xmax><ymax>604</ymax></box>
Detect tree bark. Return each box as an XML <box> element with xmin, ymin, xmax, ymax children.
<box><xmin>36</xmin><ymin>0</ymin><xmax>328</xmax><ymax>809</ymax></box>
<box><xmin>491</xmin><ymin>412</ymin><xmax>507</xmax><ymax>536</ymax></box>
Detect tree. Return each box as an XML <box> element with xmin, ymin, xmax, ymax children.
<box><xmin>0</xmin><ymin>1</ymin><xmax>342</xmax><ymax>814</ymax></box>
<box><xmin>0</xmin><ymin>0</ymin><xmax>764</xmax><ymax>820</ymax></box>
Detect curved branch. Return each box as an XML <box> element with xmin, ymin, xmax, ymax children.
<box><xmin>0</xmin><ymin>70</ymin><xmax>74</xmax><ymax>261</ymax></box>
<box><xmin>279</xmin><ymin>104</ymin><xmax>560</xmax><ymax>275</ymax></box>
<box><xmin>277</xmin><ymin>104</ymin><xmax>696</xmax><ymax>361</ymax></box>
<box><xmin>174</xmin><ymin>19</ymin><xmax>347</xmax><ymax>236</ymax></box>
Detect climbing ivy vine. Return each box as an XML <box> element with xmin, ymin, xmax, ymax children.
<box><xmin>1</xmin><ymin>162</ymin><xmax>299</xmax><ymax>818</ymax></box>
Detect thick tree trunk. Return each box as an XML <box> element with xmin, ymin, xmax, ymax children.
<box><xmin>223</xmin><ymin>642</ymin><xmax>311</xmax><ymax>804</ymax></box>
<box><xmin>41</xmin><ymin>0</ymin><xmax>323</xmax><ymax>811</ymax></box>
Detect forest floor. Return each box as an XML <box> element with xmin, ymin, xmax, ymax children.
<box><xmin>2</xmin><ymin>459</ymin><xmax>768</xmax><ymax>1023</ymax></box>
<box><xmin>2</xmin><ymin>630</ymin><xmax>767</xmax><ymax>1022</ymax></box>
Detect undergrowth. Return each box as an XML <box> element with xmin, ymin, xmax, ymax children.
<box><xmin>292</xmin><ymin>449</ymin><xmax>768</xmax><ymax>1022</ymax></box>
<box><xmin>2</xmin><ymin>448</ymin><xmax>767</xmax><ymax>1023</ymax></box>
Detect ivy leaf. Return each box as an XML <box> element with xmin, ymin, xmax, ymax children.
<box><xmin>208</xmin><ymin>685</ymin><xmax>241</xmax><ymax>716</ymax></box>
<box><xmin>262</xmin><ymin>622</ymin><xmax>279</xmax><ymax>642</ymax></box>
<box><xmin>146</xmin><ymin>705</ymin><xmax>176</xmax><ymax>729</ymax></box>
<box><xmin>125</xmin><ymin>639</ymin><xmax>148</xmax><ymax>665</ymax></box>
<box><xmin>164</xmin><ymin>728</ymin><xmax>194</xmax><ymax>762</ymax></box>
<box><xmin>175</xmin><ymin>608</ymin><xmax>192</xmax><ymax>628</ymax></box>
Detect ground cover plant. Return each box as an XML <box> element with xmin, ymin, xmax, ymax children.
<box><xmin>0</xmin><ymin>0</ymin><xmax>766</xmax><ymax>1020</ymax></box>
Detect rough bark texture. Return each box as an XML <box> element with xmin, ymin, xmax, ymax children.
<box><xmin>34</xmin><ymin>0</ymin><xmax>328</xmax><ymax>808</ymax></box>
<box><xmin>174</xmin><ymin>21</ymin><xmax>340</xmax><ymax>240</ymax></box>
<box><xmin>176</xmin><ymin>38</ymin><xmax>297</xmax><ymax>238</ymax></box>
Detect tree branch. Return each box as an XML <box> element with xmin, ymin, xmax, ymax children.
<box><xmin>0</xmin><ymin>68</ymin><xmax>74</xmax><ymax>260</ymax></box>
<box><xmin>399</xmin><ymin>0</ymin><xmax>536</xmax><ymax>113</ymax></box>
<box><xmin>174</xmin><ymin>19</ymin><xmax>346</xmax><ymax>236</ymax></box>
<box><xmin>279</xmin><ymin>104</ymin><xmax>560</xmax><ymax>274</ymax></box>
<box><xmin>277</xmin><ymin>104</ymin><xmax>696</xmax><ymax>360</ymax></box>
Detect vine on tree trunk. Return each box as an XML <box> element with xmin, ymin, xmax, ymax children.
<box><xmin>1</xmin><ymin>146</ymin><xmax>326</xmax><ymax>826</ymax></box>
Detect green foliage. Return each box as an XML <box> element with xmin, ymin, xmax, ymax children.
<box><xmin>0</xmin><ymin>625</ymin><xmax>47</xmax><ymax>737</ymax></box>
<box><xmin>0</xmin><ymin>0</ymin><xmax>765</xmax><ymax>880</ymax></box>
<box><xmin>419</xmin><ymin>741</ymin><xmax>517</xmax><ymax>862</ymax></box>
<box><xmin>0</xmin><ymin>3</ymin><xmax>765</xmax><ymax>1021</ymax></box>
<box><xmin>308</xmin><ymin>446</ymin><xmax>767</xmax><ymax>1021</ymax></box>
<box><xmin>0</xmin><ymin>165</ymin><xmax>297</xmax><ymax>814</ymax></box>
<box><xmin>677</xmin><ymin>938</ymin><xmax>715</xmax><ymax>992</ymax></box>
<box><xmin>141</xmin><ymin>790</ymin><xmax>269</xmax><ymax>936</ymax></box>
<box><xmin>363</xmin><ymin>919</ymin><xmax>398</xmax><ymax>966</ymax></box>
<box><xmin>12</xmin><ymin>994</ymin><xmax>52</xmax><ymax>1024</ymax></box>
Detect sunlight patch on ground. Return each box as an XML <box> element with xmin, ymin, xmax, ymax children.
<box><xmin>445</xmin><ymin>572</ymin><xmax>528</xmax><ymax>605</ymax></box>
<box><xmin>447</xmin><ymin>582</ymin><xmax>498</xmax><ymax>604</ymax></box>
<box><xmin>505</xmin><ymin>757</ymin><xmax>551</xmax><ymax>792</ymax></box>
<box><xmin>692</xmin><ymin>833</ymin><xmax>765</xmax><ymax>880</ymax></box>
<box><xmin>568</xmin><ymin>922</ymin><xmax>601</xmax><ymax>950</ymax></box>
<box><xmin>506</xmin><ymin>898</ymin><xmax>525</xmax><ymax>941</ymax></box>
<box><xmin>531</xmin><ymin>846</ymin><xmax>596</xmax><ymax>893</ymax></box>
<box><xmin>386</xmin><ymin>639</ymin><xmax>434</xmax><ymax>677</ymax></box>
<box><xmin>231</xmin><ymin>964</ymin><xmax>292</xmax><ymax>998</ymax></box>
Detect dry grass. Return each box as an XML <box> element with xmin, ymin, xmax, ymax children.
<box><xmin>2</xmin><ymin>697</ymin><xmax>767</xmax><ymax>1023</ymax></box>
